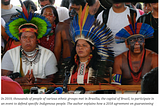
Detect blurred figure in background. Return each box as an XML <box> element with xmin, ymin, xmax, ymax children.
<box><xmin>143</xmin><ymin>3</ymin><xmax>152</xmax><ymax>14</ymax></box>
<box><xmin>141</xmin><ymin>67</ymin><xmax>158</xmax><ymax>94</ymax></box>
<box><xmin>39</xmin><ymin>5</ymin><xmax>59</xmax><ymax>53</ymax></box>
<box><xmin>23</xmin><ymin>0</ymin><xmax>37</xmax><ymax>12</ymax></box>
<box><xmin>137</xmin><ymin>2</ymin><xmax>158</xmax><ymax>53</ymax></box>
<box><xmin>135</xmin><ymin>2</ymin><xmax>142</xmax><ymax>10</ymax></box>
<box><xmin>36</xmin><ymin>0</ymin><xmax>69</xmax><ymax>22</ymax></box>
<box><xmin>1</xmin><ymin>0</ymin><xmax>22</xmax><ymax>23</ymax></box>
<box><xmin>61</xmin><ymin>0</ymin><xmax>69</xmax><ymax>9</ymax></box>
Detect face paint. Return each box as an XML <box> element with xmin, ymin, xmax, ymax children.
<box><xmin>127</xmin><ymin>35</ymin><xmax>144</xmax><ymax>53</ymax></box>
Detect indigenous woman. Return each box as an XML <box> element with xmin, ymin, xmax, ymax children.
<box><xmin>63</xmin><ymin>4</ymin><xmax>114</xmax><ymax>85</ymax></box>
<box><xmin>39</xmin><ymin>5</ymin><xmax>59</xmax><ymax>52</ymax></box>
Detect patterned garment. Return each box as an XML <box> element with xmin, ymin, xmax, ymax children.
<box><xmin>39</xmin><ymin>28</ymin><xmax>55</xmax><ymax>52</ymax></box>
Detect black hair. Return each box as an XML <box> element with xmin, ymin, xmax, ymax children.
<box><xmin>86</xmin><ymin>0</ymin><xmax>95</xmax><ymax>6</ymax></box>
<box><xmin>69</xmin><ymin>0</ymin><xmax>86</xmax><ymax>9</ymax></box>
<box><xmin>41</xmin><ymin>5</ymin><xmax>59</xmax><ymax>25</ymax></box>
<box><xmin>61</xmin><ymin>0</ymin><xmax>69</xmax><ymax>9</ymax></box>
<box><xmin>66</xmin><ymin>40</ymin><xmax>101</xmax><ymax>74</ymax></box>
<box><xmin>135</xmin><ymin>2</ymin><xmax>142</xmax><ymax>10</ymax></box>
<box><xmin>38</xmin><ymin>0</ymin><xmax>55</xmax><ymax>4</ymax></box>
<box><xmin>23</xmin><ymin>0</ymin><xmax>37</xmax><ymax>12</ymax></box>
<box><xmin>19</xmin><ymin>25</ymin><xmax>38</xmax><ymax>38</ymax></box>
<box><xmin>141</xmin><ymin>67</ymin><xmax>158</xmax><ymax>94</ymax></box>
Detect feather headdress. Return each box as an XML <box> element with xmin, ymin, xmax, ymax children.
<box><xmin>70</xmin><ymin>3</ymin><xmax>114</xmax><ymax>61</ymax></box>
<box><xmin>5</xmin><ymin>0</ymin><xmax>51</xmax><ymax>41</ymax></box>
<box><xmin>115</xmin><ymin>14</ymin><xmax>154</xmax><ymax>44</ymax></box>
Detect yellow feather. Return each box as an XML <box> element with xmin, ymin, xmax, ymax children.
<box><xmin>82</xmin><ymin>5</ymin><xmax>89</xmax><ymax>29</ymax></box>
<box><xmin>78</xmin><ymin>6</ymin><xmax>82</xmax><ymax>34</ymax></box>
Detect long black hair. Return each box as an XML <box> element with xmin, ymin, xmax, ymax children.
<box><xmin>41</xmin><ymin>5</ymin><xmax>59</xmax><ymax>25</ymax></box>
<box><xmin>66</xmin><ymin>40</ymin><xmax>101</xmax><ymax>74</ymax></box>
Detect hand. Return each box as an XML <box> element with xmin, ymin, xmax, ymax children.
<box><xmin>29</xmin><ymin>69</ymin><xmax>35</xmax><ymax>83</ymax></box>
<box><xmin>22</xmin><ymin>70</ymin><xmax>30</xmax><ymax>83</ymax></box>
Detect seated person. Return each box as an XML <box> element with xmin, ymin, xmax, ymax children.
<box><xmin>1</xmin><ymin>3</ymin><xmax>58</xmax><ymax>84</ymax></box>
<box><xmin>62</xmin><ymin>4</ymin><xmax>114</xmax><ymax>85</ymax></box>
<box><xmin>1</xmin><ymin>76</ymin><xmax>24</xmax><ymax>94</ymax></box>
<box><xmin>141</xmin><ymin>67</ymin><xmax>158</xmax><ymax>94</ymax></box>
<box><xmin>112</xmin><ymin>15</ymin><xmax>158</xmax><ymax>85</ymax></box>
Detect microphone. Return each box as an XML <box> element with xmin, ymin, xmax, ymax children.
<box><xmin>45</xmin><ymin>87</ymin><xmax>55</xmax><ymax>94</ymax></box>
<box><xmin>38</xmin><ymin>87</ymin><xmax>47</xmax><ymax>94</ymax></box>
<box><xmin>30</xmin><ymin>87</ymin><xmax>38</xmax><ymax>94</ymax></box>
<box><xmin>23</xmin><ymin>89</ymin><xmax>30</xmax><ymax>94</ymax></box>
<box><xmin>73</xmin><ymin>87</ymin><xmax>85</xmax><ymax>94</ymax></box>
<box><xmin>51</xmin><ymin>87</ymin><xmax>63</xmax><ymax>94</ymax></box>
<box><xmin>8</xmin><ymin>72</ymin><xmax>19</xmax><ymax>80</ymax></box>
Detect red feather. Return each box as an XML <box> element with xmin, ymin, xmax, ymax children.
<box><xmin>19</xmin><ymin>0</ymin><xmax>28</xmax><ymax>19</ymax></box>
<box><xmin>135</xmin><ymin>23</ymin><xmax>142</xmax><ymax>34</ymax></box>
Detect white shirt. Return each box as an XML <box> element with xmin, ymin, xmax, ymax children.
<box><xmin>1</xmin><ymin>45</ymin><xmax>58</xmax><ymax>78</ymax></box>
<box><xmin>97</xmin><ymin>6</ymin><xmax>140</xmax><ymax>57</ymax></box>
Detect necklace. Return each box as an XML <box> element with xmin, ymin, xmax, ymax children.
<box><xmin>127</xmin><ymin>49</ymin><xmax>146</xmax><ymax>82</ymax></box>
<box><xmin>21</xmin><ymin>46</ymin><xmax>41</xmax><ymax>66</ymax></box>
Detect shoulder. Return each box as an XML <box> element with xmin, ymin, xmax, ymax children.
<box><xmin>12</xmin><ymin>5</ymin><xmax>22</xmax><ymax>10</ymax></box>
<box><xmin>56</xmin><ymin>6</ymin><xmax>68</xmax><ymax>12</ymax></box>
<box><xmin>145</xmin><ymin>49</ymin><xmax>158</xmax><ymax>58</ymax></box>
<box><xmin>137</xmin><ymin>12</ymin><xmax>151</xmax><ymax>22</ymax></box>
<box><xmin>39</xmin><ymin>45</ymin><xmax>53</xmax><ymax>55</ymax></box>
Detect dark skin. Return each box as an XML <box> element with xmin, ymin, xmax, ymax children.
<box><xmin>54</xmin><ymin>18</ymin><xmax>73</xmax><ymax>62</ymax></box>
<box><xmin>54</xmin><ymin>3</ymin><xmax>81</xmax><ymax>62</ymax></box>
<box><xmin>1</xmin><ymin>31</ymin><xmax>55</xmax><ymax>84</ymax></box>
<box><xmin>113</xmin><ymin>39</ymin><xmax>158</xmax><ymax>85</ymax></box>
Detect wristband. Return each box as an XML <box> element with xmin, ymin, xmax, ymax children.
<box><xmin>111</xmin><ymin>74</ymin><xmax>122</xmax><ymax>85</ymax></box>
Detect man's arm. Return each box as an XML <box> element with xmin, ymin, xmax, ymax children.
<box><xmin>151</xmin><ymin>52</ymin><xmax>158</xmax><ymax>69</ymax></box>
<box><xmin>111</xmin><ymin>54</ymin><xmax>123</xmax><ymax>85</ymax></box>
<box><xmin>54</xmin><ymin>22</ymin><xmax>63</xmax><ymax>62</ymax></box>
<box><xmin>113</xmin><ymin>55</ymin><xmax>122</xmax><ymax>75</ymax></box>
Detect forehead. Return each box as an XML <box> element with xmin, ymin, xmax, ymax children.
<box><xmin>128</xmin><ymin>35</ymin><xmax>144</xmax><ymax>39</ymax></box>
<box><xmin>77</xmin><ymin>39</ymin><xmax>89</xmax><ymax>44</ymax></box>
<box><xmin>21</xmin><ymin>32</ymin><xmax>36</xmax><ymax>36</ymax></box>
<box><xmin>43</xmin><ymin>7</ymin><xmax>53</xmax><ymax>12</ymax></box>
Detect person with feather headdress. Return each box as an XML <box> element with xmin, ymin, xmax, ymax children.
<box><xmin>1</xmin><ymin>0</ymin><xmax>58</xmax><ymax>84</ymax></box>
<box><xmin>61</xmin><ymin>3</ymin><xmax>114</xmax><ymax>85</ymax></box>
<box><xmin>111</xmin><ymin>15</ymin><xmax>158</xmax><ymax>85</ymax></box>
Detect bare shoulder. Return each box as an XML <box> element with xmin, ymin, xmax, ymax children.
<box><xmin>146</xmin><ymin>49</ymin><xmax>158</xmax><ymax>58</ymax></box>
<box><xmin>114</xmin><ymin>52</ymin><xmax>127</xmax><ymax>62</ymax></box>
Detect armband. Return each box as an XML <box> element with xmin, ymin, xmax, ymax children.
<box><xmin>111</xmin><ymin>74</ymin><xmax>122</xmax><ymax>85</ymax></box>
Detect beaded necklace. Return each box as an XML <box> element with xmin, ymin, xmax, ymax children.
<box><xmin>127</xmin><ymin>49</ymin><xmax>146</xmax><ymax>82</ymax></box>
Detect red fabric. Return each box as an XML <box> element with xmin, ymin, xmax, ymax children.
<box><xmin>1</xmin><ymin>76</ymin><xmax>24</xmax><ymax>94</ymax></box>
<box><xmin>138</xmin><ymin>9</ymin><xmax>144</xmax><ymax>15</ymax></box>
<box><xmin>9</xmin><ymin>41</ymin><xmax>21</xmax><ymax>50</ymax></box>
<box><xmin>70</xmin><ymin>71</ymin><xmax>89</xmax><ymax>84</ymax></box>
<box><xmin>39</xmin><ymin>28</ymin><xmax>55</xmax><ymax>52</ymax></box>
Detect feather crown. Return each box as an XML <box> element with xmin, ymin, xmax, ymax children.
<box><xmin>115</xmin><ymin>14</ymin><xmax>154</xmax><ymax>44</ymax></box>
<box><xmin>70</xmin><ymin>3</ymin><xmax>114</xmax><ymax>61</ymax></box>
<box><xmin>5</xmin><ymin>0</ymin><xmax>51</xmax><ymax>41</ymax></box>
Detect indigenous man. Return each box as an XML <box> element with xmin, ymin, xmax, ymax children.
<box><xmin>1</xmin><ymin>2</ymin><xmax>58</xmax><ymax>84</ymax></box>
<box><xmin>111</xmin><ymin>16</ymin><xmax>158</xmax><ymax>85</ymax></box>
